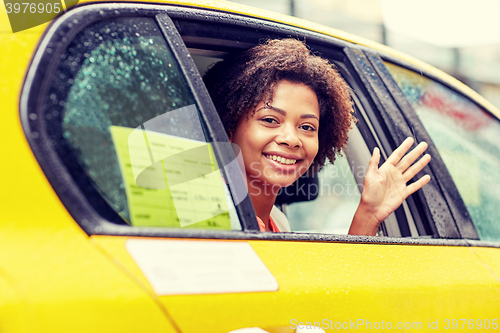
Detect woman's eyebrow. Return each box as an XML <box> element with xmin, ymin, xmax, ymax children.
<box><xmin>259</xmin><ymin>105</ymin><xmax>319</xmax><ymax>120</ymax></box>
<box><xmin>256</xmin><ymin>105</ymin><xmax>286</xmax><ymax>116</ymax></box>
<box><xmin>301</xmin><ymin>114</ymin><xmax>319</xmax><ymax>120</ymax></box>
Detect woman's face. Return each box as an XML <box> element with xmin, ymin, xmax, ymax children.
<box><xmin>230</xmin><ymin>80</ymin><xmax>320</xmax><ymax>192</ymax></box>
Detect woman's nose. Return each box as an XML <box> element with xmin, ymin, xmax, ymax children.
<box><xmin>276</xmin><ymin>125</ymin><xmax>302</xmax><ymax>148</ymax></box>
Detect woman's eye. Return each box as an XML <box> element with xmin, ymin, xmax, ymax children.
<box><xmin>301</xmin><ymin>124</ymin><xmax>316</xmax><ymax>131</ymax></box>
<box><xmin>261</xmin><ymin>117</ymin><xmax>278</xmax><ymax>124</ymax></box>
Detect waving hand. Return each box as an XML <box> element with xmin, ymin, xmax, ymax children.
<box><xmin>349</xmin><ymin>137</ymin><xmax>431</xmax><ymax>236</ymax></box>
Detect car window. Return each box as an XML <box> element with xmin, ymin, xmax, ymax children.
<box><xmin>386</xmin><ymin>62</ymin><xmax>500</xmax><ymax>241</ymax></box>
<box><xmin>187</xmin><ymin>45</ymin><xmax>368</xmax><ymax>235</ymax></box>
<box><xmin>27</xmin><ymin>7</ymin><xmax>435</xmax><ymax>238</ymax></box>
<box><xmin>181</xmin><ymin>18</ymin><xmax>416</xmax><ymax>237</ymax></box>
<box><xmin>43</xmin><ymin>17</ymin><xmax>240</xmax><ymax>231</ymax></box>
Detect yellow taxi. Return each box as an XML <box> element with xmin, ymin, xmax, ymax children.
<box><xmin>1</xmin><ymin>0</ymin><xmax>500</xmax><ymax>332</ymax></box>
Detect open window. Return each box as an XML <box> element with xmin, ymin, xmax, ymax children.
<box><xmin>176</xmin><ymin>15</ymin><xmax>426</xmax><ymax>237</ymax></box>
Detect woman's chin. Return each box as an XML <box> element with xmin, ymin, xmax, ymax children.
<box><xmin>248</xmin><ymin>176</ymin><xmax>297</xmax><ymax>193</ymax></box>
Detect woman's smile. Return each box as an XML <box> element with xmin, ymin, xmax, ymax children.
<box><xmin>262</xmin><ymin>152</ymin><xmax>302</xmax><ymax>172</ymax></box>
<box><xmin>230</xmin><ymin>79</ymin><xmax>320</xmax><ymax>192</ymax></box>
<box><xmin>264</xmin><ymin>153</ymin><xmax>299</xmax><ymax>166</ymax></box>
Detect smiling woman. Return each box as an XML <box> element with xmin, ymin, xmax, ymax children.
<box><xmin>204</xmin><ymin>38</ymin><xmax>432</xmax><ymax>234</ymax></box>
<box><xmin>230</xmin><ymin>80</ymin><xmax>320</xmax><ymax>230</ymax></box>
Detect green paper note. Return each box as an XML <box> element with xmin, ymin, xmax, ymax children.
<box><xmin>110</xmin><ymin>125</ymin><xmax>231</xmax><ymax>229</ymax></box>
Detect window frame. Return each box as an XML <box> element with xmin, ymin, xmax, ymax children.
<box><xmin>344</xmin><ymin>48</ymin><xmax>474</xmax><ymax>239</ymax></box>
<box><xmin>331</xmin><ymin>56</ymin><xmax>427</xmax><ymax>237</ymax></box>
<box><xmin>19</xmin><ymin>1</ymin><xmax>491</xmax><ymax>247</ymax></box>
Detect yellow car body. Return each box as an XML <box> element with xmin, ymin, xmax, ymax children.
<box><xmin>1</xmin><ymin>1</ymin><xmax>500</xmax><ymax>332</ymax></box>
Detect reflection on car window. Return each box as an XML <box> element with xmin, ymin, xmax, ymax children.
<box><xmin>386</xmin><ymin>63</ymin><xmax>500</xmax><ymax>241</ymax></box>
<box><xmin>44</xmin><ymin>17</ymin><xmax>240</xmax><ymax>230</ymax></box>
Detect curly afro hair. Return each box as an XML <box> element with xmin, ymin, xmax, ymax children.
<box><xmin>203</xmin><ymin>38</ymin><xmax>355</xmax><ymax>172</ymax></box>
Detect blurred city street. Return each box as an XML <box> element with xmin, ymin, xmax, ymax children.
<box><xmin>230</xmin><ymin>0</ymin><xmax>500</xmax><ymax>109</ymax></box>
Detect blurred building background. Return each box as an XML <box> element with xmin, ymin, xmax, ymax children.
<box><xmin>228</xmin><ymin>0</ymin><xmax>500</xmax><ymax>110</ymax></box>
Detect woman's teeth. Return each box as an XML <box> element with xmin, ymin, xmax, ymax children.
<box><xmin>266</xmin><ymin>154</ymin><xmax>297</xmax><ymax>165</ymax></box>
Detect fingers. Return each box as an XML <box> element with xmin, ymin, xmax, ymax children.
<box><xmin>386</xmin><ymin>137</ymin><xmax>414</xmax><ymax>166</ymax></box>
<box><xmin>406</xmin><ymin>174</ymin><xmax>431</xmax><ymax>195</ymax></box>
<box><xmin>404</xmin><ymin>153</ymin><xmax>431</xmax><ymax>182</ymax></box>
<box><xmin>397</xmin><ymin>141</ymin><xmax>429</xmax><ymax>172</ymax></box>
<box><xmin>367</xmin><ymin>147</ymin><xmax>381</xmax><ymax>177</ymax></box>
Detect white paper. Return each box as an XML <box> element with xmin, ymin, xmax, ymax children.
<box><xmin>126</xmin><ymin>239</ymin><xmax>279</xmax><ymax>295</ymax></box>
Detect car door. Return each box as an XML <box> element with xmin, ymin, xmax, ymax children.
<box><xmin>21</xmin><ymin>3</ymin><xmax>500</xmax><ymax>332</ymax></box>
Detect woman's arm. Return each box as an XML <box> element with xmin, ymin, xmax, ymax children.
<box><xmin>348</xmin><ymin>137</ymin><xmax>431</xmax><ymax>236</ymax></box>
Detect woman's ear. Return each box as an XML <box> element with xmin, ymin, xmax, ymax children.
<box><xmin>228</xmin><ymin>131</ymin><xmax>233</xmax><ymax>143</ymax></box>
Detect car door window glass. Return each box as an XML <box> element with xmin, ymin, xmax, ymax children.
<box><xmin>45</xmin><ymin>17</ymin><xmax>240</xmax><ymax>230</ymax></box>
<box><xmin>284</xmin><ymin>154</ymin><xmax>361</xmax><ymax>234</ymax></box>
<box><xmin>282</xmin><ymin>125</ymin><xmax>402</xmax><ymax>236</ymax></box>
<box><xmin>386</xmin><ymin>62</ymin><xmax>500</xmax><ymax>241</ymax></box>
